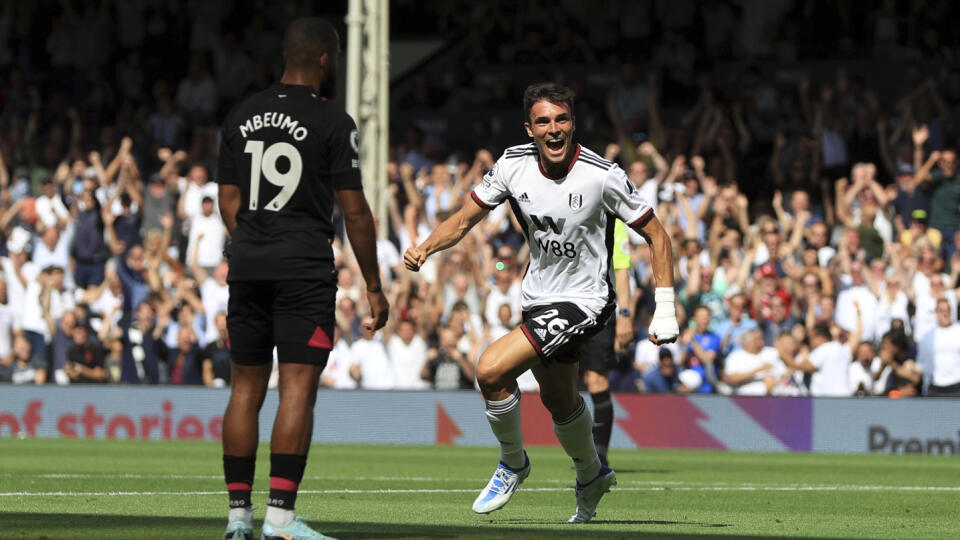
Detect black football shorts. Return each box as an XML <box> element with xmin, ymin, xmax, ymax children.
<box><xmin>578</xmin><ymin>314</ymin><xmax>618</xmax><ymax>373</ymax></box>
<box><xmin>227</xmin><ymin>279</ymin><xmax>336</xmax><ymax>366</ymax></box>
<box><xmin>520</xmin><ymin>301</ymin><xmax>614</xmax><ymax>364</ymax></box>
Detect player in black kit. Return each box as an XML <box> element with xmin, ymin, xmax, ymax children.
<box><xmin>216</xmin><ymin>18</ymin><xmax>387</xmax><ymax>540</ymax></box>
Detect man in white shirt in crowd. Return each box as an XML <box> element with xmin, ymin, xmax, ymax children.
<box><xmin>483</xmin><ymin>259</ymin><xmax>521</xmax><ymax>328</ymax></box>
<box><xmin>0</xmin><ymin>277</ymin><xmax>19</xmax><ymax>364</ymax></box>
<box><xmin>835</xmin><ymin>261</ymin><xmax>878</xmax><ymax>343</ymax></box>
<box><xmin>913</xmin><ymin>274</ymin><xmax>958</xmax><ymax>343</ymax></box>
<box><xmin>374</xmin><ymin>215</ymin><xmax>403</xmax><ymax>290</ymax></box>
<box><xmin>349</xmin><ymin>324</ymin><xmax>393</xmax><ymax>390</ymax></box>
<box><xmin>320</xmin><ymin>327</ymin><xmax>357</xmax><ymax>390</ymax></box>
<box><xmin>35</xmin><ymin>178</ymin><xmax>70</xmax><ymax>229</ymax></box>
<box><xmin>3</xmin><ymin>232</ymin><xmax>61</xmax><ymax>358</ymax></box>
<box><xmin>178</xmin><ymin>164</ymin><xmax>218</xmax><ymax>222</ymax></box>
<box><xmin>848</xmin><ymin>341</ymin><xmax>883</xmax><ymax>396</ymax></box>
<box><xmin>918</xmin><ymin>298</ymin><xmax>960</xmax><ymax>396</ymax></box>
<box><xmin>192</xmin><ymin>260</ymin><xmax>229</xmax><ymax>346</ymax></box>
<box><xmin>186</xmin><ymin>197</ymin><xmax>226</xmax><ymax>275</ymax></box>
<box><xmin>32</xmin><ymin>225</ymin><xmax>74</xmax><ymax>288</ymax></box>
<box><xmin>387</xmin><ymin>318</ymin><xmax>429</xmax><ymax>390</ymax></box>
<box><xmin>723</xmin><ymin>329</ymin><xmax>781</xmax><ymax>396</ymax></box>
<box><xmin>794</xmin><ymin>322</ymin><xmax>854</xmax><ymax>396</ymax></box>
<box><xmin>767</xmin><ymin>334</ymin><xmax>807</xmax><ymax>396</ymax></box>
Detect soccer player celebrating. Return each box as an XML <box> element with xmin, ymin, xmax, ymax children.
<box><xmin>216</xmin><ymin>18</ymin><xmax>387</xmax><ymax>540</ymax></box>
<box><xmin>404</xmin><ymin>83</ymin><xmax>678</xmax><ymax>522</ymax></box>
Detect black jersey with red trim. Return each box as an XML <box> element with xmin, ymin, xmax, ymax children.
<box><xmin>216</xmin><ymin>82</ymin><xmax>361</xmax><ymax>282</ymax></box>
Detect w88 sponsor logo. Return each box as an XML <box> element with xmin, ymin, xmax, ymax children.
<box><xmin>537</xmin><ymin>238</ymin><xmax>577</xmax><ymax>258</ymax></box>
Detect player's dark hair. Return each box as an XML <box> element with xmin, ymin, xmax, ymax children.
<box><xmin>812</xmin><ymin>322</ymin><xmax>832</xmax><ymax>340</ymax></box>
<box><xmin>283</xmin><ymin>17</ymin><xmax>340</xmax><ymax>68</ymax></box>
<box><xmin>523</xmin><ymin>83</ymin><xmax>575</xmax><ymax>123</ymax></box>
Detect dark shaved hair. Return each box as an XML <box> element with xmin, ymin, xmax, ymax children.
<box><xmin>283</xmin><ymin>17</ymin><xmax>340</xmax><ymax>69</ymax></box>
<box><xmin>523</xmin><ymin>83</ymin><xmax>575</xmax><ymax>123</ymax></box>
<box><xmin>812</xmin><ymin>322</ymin><xmax>832</xmax><ymax>341</ymax></box>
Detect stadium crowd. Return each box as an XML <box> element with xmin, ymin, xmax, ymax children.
<box><xmin>2</xmin><ymin>1</ymin><xmax>960</xmax><ymax>397</ymax></box>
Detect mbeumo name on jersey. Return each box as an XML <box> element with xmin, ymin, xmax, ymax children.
<box><xmin>239</xmin><ymin>112</ymin><xmax>309</xmax><ymax>141</ymax></box>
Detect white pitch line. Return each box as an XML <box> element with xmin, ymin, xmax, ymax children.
<box><xmin>0</xmin><ymin>474</ymin><xmax>779</xmax><ymax>487</ymax></box>
<box><xmin>3</xmin><ymin>485</ymin><xmax>960</xmax><ymax>497</ymax></box>
<box><xmin>1</xmin><ymin>473</ymin><xmax>454</xmax><ymax>482</ymax></box>
<box><xmin>3</xmin><ymin>474</ymin><xmax>960</xmax><ymax>490</ymax></box>
<box><xmin>0</xmin><ymin>473</ymin><xmax>684</xmax><ymax>485</ymax></box>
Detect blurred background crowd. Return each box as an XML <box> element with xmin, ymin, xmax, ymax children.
<box><xmin>2</xmin><ymin>0</ymin><xmax>960</xmax><ymax>397</ymax></box>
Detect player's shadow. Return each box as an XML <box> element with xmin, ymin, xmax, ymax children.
<box><xmin>498</xmin><ymin>518</ymin><xmax>729</xmax><ymax>527</ymax></box>
<box><xmin>613</xmin><ymin>468</ymin><xmax>672</xmax><ymax>474</ymax></box>
<box><xmin>595</xmin><ymin>519</ymin><xmax>731</xmax><ymax>527</ymax></box>
<box><xmin>0</xmin><ymin>513</ymin><xmax>843</xmax><ymax>539</ymax></box>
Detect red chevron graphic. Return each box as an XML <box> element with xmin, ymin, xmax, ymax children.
<box><xmin>520</xmin><ymin>392</ymin><xmax>559</xmax><ymax>446</ymax></box>
<box><xmin>615</xmin><ymin>394</ymin><xmax>725</xmax><ymax>449</ymax></box>
<box><xmin>436</xmin><ymin>402</ymin><xmax>463</xmax><ymax>445</ymax></box>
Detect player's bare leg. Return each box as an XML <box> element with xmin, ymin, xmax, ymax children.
<box><xmin>272</xmin><ymin>363</ymin><xmax>324</xmax><ymax>454</ymax></box>
<box><xmin>471</xmin><ymin>328</ymin><xmax>540</xmax><ymax>514</ymax></box>
<box><xmin>222</xmin><ymin>362</ymin><xmax>272</xmax><ymax>539</ymax></box>
<box><xmin>223</xmin><ymin>363</ymin><xmax>273</xmax><ymax>455</ymax></box>
<box><xmin>261</xmin><ymin>360</ymin><xmax>326</xmax><ymax>532</ymax></box>
<box><xmin>533</xmin><ymin>360</ymin><xmax>616</xmax><ymax>523</ymax></box>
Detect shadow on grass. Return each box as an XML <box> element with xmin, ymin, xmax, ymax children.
<box><xmin>499</xmin><ymin>518</ymin><xmax>730</xmax><ymax>527</ymax></box>
<box><xmin>0</xmin><ymin>513</ymin><xmax>840</xmax><ymax>539</ymax></box>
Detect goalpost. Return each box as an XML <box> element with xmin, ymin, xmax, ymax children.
<box><xmin>345</xmin><ymin>0</ymin><xmax>390</xmax><ymax>239</ymax></box>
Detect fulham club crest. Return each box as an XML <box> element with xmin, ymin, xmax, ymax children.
<box><xmin>569</xmin><ymin>193</ymin><xmax>583</xmax><ymax>211</ymax></box>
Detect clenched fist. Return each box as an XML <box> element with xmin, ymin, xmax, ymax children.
<box><xmin>648</xmin><ymin>287</ymin><xmax>679</xmax><ymax>345</ymax></box>
<box><xmin>404</xmin><ymin>247</ymin><xmax>428</xmax><ymax>271</ymax></box>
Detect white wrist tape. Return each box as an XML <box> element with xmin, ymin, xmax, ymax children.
<box><xmin>654</xmin><ymin>287</ymin><xmax>676</xmax><ymax>312</ymax></box>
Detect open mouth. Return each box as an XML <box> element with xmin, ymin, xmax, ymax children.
<box><xmin>545</xmin><ymin>138</ymin><xmax>565</xmax><ymax>152</ymax></box>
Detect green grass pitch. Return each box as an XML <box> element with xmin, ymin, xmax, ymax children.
<box><xmin>1</xmin><ymin>438</ymin><xmax>958</xmax><ymax>539</ymax></box>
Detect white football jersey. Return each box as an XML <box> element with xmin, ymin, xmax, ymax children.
<box><xmin>472</xmin><ymin>143</ymin><xmax>653</xmax><ymax>316</ymax></box>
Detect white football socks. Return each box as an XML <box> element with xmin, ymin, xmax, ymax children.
<box><xmin>265</xmin><ymin>506</ymin><xmax>294</xmax><ymax>528</ymax></box>
<box><xmin>554</xmin><ymin>400</ymin><xmax>602</xmax><ymax>484</ymax></box>
<box><xmin>227</xmin><ymin>506</ymin><xmax>253</xmax><ymax>525</ymax></box>
<box><xmin>485</xmin><ymin>390</ymin><xmax>526</xmax><ymax>470</ymax></box>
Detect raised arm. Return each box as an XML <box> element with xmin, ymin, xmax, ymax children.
<box><xmin>399</xmin><ymin>163</ymin><xmax>423</xmax><ymax>210</ymax></box>
<box><xmin>403</xmin><ymin>197</ymin><xmax>489</xmax><ymax>271</ymax></box>
<box><xmin>638</xmin><ymin>141</ymin><xmax>669</xmax><ymax>182</ymax></box>
<box><xmin>0</xmin><ymin>147</ymin><xmax>8</xmax><ymax>189</ymax></box>
<box><xmin>914</xmin><ymin>150</ymin><xmax>941</xmax><ymax>187</ymax></box>
<box><xmin>877</xmin><ymin>117</ymin><xmax>895</xmax><ymax>176</ymax></box>
<box><xmin>770</xmin><ymin>133</ymin><xmax>787</xmax><ymax>187</ymax></box>
<box><xmin>846</xmin><ymin>301</ymin><xmax>863</xmax><ymax>357</ymax></box>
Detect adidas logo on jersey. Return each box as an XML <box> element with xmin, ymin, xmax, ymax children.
<box><xmin>517</xmin><ymin>192</ymin><xmax>530</xmax><ymax>203</ymax></box>
<box><xmin>534</xmin><ymin>328</ymin><xmax>547</xmax><ymax>340</ymax></box>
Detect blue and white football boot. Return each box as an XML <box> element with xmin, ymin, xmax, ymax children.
<box><xmin>471</xmin><ymin>452</ymin><xmax>531</xmax><ymax>514</ymax></box>
<box><xmin>568</xmin><ymin>465</ymin><xmax>617</xmax><ymax>523</ymax></box>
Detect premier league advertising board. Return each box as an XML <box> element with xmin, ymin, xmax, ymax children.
<box><xmin>2</xmin><ymin>387</ymin><xmax>959</xmax><ymax>454</ymax></box>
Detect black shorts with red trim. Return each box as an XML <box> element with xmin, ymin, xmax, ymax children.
<box><xmin>227</xmin><ymin>279</ymin><xmax>336</xmax><ymax>366</ymax></box>
<box><xmin>520</xmin><ymin>301</ymin><xmax>614</xmax><ymax>364</ymax></box>
<box><xmin>578</xmin><ymin>314</ymin><xmax>617</xmax><ymax>373</ymax></box>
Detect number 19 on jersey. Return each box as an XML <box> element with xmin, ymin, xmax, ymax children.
<box><xmin>243</xmin><ymin>140</ymin><xmax>303</xmax><ymax>211</ymax></box>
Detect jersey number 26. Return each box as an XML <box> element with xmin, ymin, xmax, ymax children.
<box><xmin>244</xmin><ymin>140</ymin><xmax>302</xmax><ymax>211</ymax></box>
